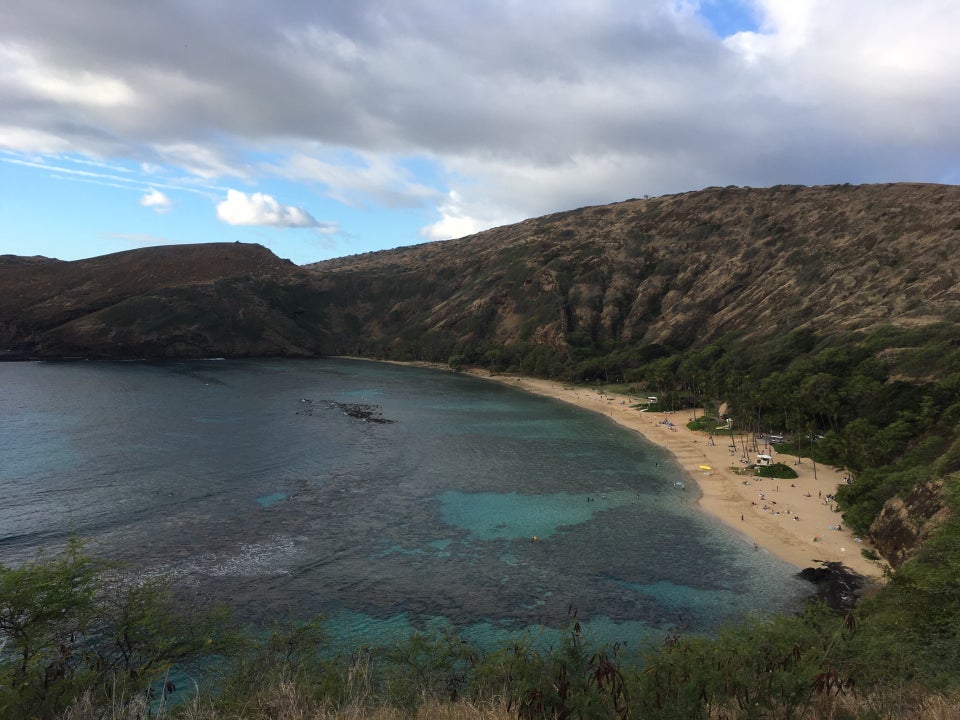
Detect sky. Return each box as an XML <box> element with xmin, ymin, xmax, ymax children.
<box><xmin>1</xmin><ymin>1</ymin><xmax>958</xmax><ymax>266</ymax></box>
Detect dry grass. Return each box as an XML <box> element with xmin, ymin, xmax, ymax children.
<box><xmin>702</xmin><ymin>689</ymin><xmax>960</xmax><ymax>720</ymax></box>
<box><xmin>812</xmin><ymin>689</ymin><xmax>960</xmax><ymax>720</ymax></box>
<box><xmin>162</xmin><ymin>687</ymin><xmax>512</xmax><ymax>720</ymax></box>
<box><xmin>59</xmin><ymin>688</ymin><xmax>960</xmax><ymax>720</ymax></box>
<box><xmin>54</xmin><ymin>653</ymin><xmax>960</xmax><ymax>720</ymax></box>
<box><xmin>57</xmin><ymin>658</ymin><xmax>514</xmax><ymax>720</ymax></box>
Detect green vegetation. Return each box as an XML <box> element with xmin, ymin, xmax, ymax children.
<box><xmin>4</xmin><ymin>528</ymin><xmax>960</xmax><ymax>718</ymax></box>
<box><xmin>89</xmin><ymin>276</ymin><xmax>331</xmax><ymax>357</ymax></box>
<box><xmin>755</xmin><ymin>462</ymin><xmax>799</xmax><ymax>479</ymax></box>
<box><xmin>0</xmin><ymin>541</ymin><xmax>233</xmax><ymax>719</ymax></box>
<box><xmin>686</xmin><ymin>416</ymin><xmax>730</xmax><ymax>435</ymax></box>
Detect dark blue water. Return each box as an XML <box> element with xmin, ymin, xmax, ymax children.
<box><xmin>0</xmin><ymin>358</ymin><xmax>808</xmax><ymax>650</ymax></box>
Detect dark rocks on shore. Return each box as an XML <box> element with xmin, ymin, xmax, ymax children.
<box><xmin>798</xmin><ymin>561</ymin><xmax>866</xmax><ymax>612</ymax></box>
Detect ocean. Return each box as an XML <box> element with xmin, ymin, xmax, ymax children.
<box><xmin>0</xmin><ymin>357</ymin><xmax>809</xmax><ymax>651</ymax></box>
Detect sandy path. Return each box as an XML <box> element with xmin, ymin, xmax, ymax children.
<box><xmin>460</xmin><ymin>371</ymin><xmax>887</xmax><ymax>578</ymax></box>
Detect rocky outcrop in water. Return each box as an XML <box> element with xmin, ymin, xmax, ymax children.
<box><xmin>328</xmin><ymin>402</ymin><xmax>394</xmax><ymax>423</ymax></box>
<box><xmin>295</xmin><ymin>398</ymin><xmax>394</xmax><ymax>424</ymax></box>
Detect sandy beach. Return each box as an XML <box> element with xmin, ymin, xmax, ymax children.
<box><xmin>459</xmin><ymin>369</ymin><xmax>887</xmax><ymax>579</ymax></box>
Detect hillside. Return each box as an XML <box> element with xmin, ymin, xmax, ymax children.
<box><xmin>306</xmin><ymin>183</ymin><xmax>960</xmax><ymax>362</ymax></box>
<box><xmin>4</xmin><ymin>184</ymin><xmax>959</xmax><ymax>364</ymax></box>
<box><xmin>0</xmin><ymin>242</ymin><xmax>327</xmax><ymax>358</ymax></box>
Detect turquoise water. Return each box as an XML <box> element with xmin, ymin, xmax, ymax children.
<box><xmin>0</xmin><ymin>358</ymin><xmax>810</xmax><ymax>651</ymax></box>
<box><xmin>438</xmin><ymin>490</ymin><xmax>643</xmax><ymax>540</ymax></box>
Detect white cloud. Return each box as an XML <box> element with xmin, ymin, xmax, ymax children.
<box><xmin>155</xmin><ymin>143</ymin><xmax>248</xmax><ymax>181</ymax></box>
<box><xmin>420</xmin><ymin>191</ymin><xmax>489</xmax><ymax>241</ymax></box>
<box><xmin>720</xmin><ymin>0</ymin><xmax>960</xmax><ymax>143</ymax></box>
<box><xmin>3</xmin><ymin>1</ymin><xmax>960</xmax><ymax>259</ymax></box>
<box><xmin>139</xmin><ymin>187</ymin><xmax>172</xmax><ymax>213</ymax></box>
<box><xmin>0</xmin><ymin>153</ymin><xmax>216</xmax><ymax>199</ymax></box>
<box><xmin>420</xmin><ymin>154</ymin><xmax>669</xmax><ymax>241</ymax></box>
<box><xmin>216</xmin><ymin>189</ymin><xmax>323</xmax><ymax>228</ymax></box>
<box><xmin>22</xmin><ymin>66</ymin><xmax>135</xmax><ymax>108</ymax></box>
<box><xmin>277</xmin><ymin>150</ymin><xmax>440</xmax><ymax>208</ymax></box>
<box><xmin>2</xmin><ymin>42</ymin><xmax>135</xmax><ymax>109</ymax></box>
<box><xmin>0</xmin><ymin>126</ymin><xmax>73</xmax><ymax>154</ymax></box>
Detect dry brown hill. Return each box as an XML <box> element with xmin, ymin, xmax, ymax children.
<box><xmin>0</xmin><ymin>242</ymin><xmax>324</xmax><ymax>358</ymax></box>
<box><xmin>306</xmin><ymin>183</ymin><xmax>960</xmax><ymax>359</ymax></box>
<box><xmin>3</xmin><ymin>183</ymin><xmax>959</xmax><ymax>362</ymax></box>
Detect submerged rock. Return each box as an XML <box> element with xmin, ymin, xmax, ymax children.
<box><xmin>328</xmin><ymin>401</ymin><xmax>394</xmax><ymax>423</ymax></box>
<box><xmin>295</xmin><ymin>398</ymin><xmax>394</xmax><ymax>423</ymax></box>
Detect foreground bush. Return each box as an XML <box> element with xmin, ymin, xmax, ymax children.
<box><xmin>4</xmin><ymin>541</ymin><xmax>960</xmax><ymax>719</ymax></box>
<box><xmin>0</xmin><ymin>541</ymin><xmax>233</xmax><ymax>719</ymax></box>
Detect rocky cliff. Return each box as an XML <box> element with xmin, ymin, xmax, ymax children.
<box><xmin>869</xmin><ymin>480</ymin><xmax>951</xmax><ymax>569</ymax></box>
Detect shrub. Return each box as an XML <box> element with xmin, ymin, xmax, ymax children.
<box><xmin>476</xmin><ymin>616</ymin><xmax>629</xmax><ymax>720</ymax></box>
<box><xmin>0</xmin><ymin>541</ymin><xmax>232</xmax><ymax>720</ymax></box>
<box><xmin>755</xmin><ymin>462</ymin><xmax>799</xmax><ymax>479</ymax></box>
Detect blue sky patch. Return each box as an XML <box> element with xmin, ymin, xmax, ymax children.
<box><xmin>697</xmin><ymin>0</ymin><xmax>759</xmax><ymax>37</ymax></box>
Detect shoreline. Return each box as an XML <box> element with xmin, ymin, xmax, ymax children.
<box><xmin>371</xmin><ymin>359</ymin><xmax>886</xmax><ymax>578</ymax></box>
<box><xmin>470</xmin><ymin>370</ymin><xmax>886</xmax><ymax>578</ymax></box>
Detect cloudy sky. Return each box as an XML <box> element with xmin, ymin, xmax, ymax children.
<box><xmin>2</xmin><ymin>1</ymin><xmax>958</xmax><ymax>265</ymax></box>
